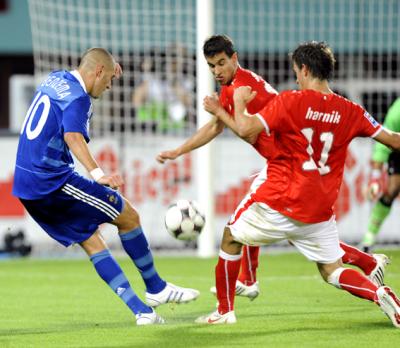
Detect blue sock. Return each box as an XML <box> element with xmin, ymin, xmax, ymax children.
<box><xmin>90</xmin><ymin>249</ymin><xmax>152</xmax><ymax>315</ymax></box>
<box><xmin>120</xmin><ymin>227</ymin><xmax>166</xmax><ymax>294</ymax></box>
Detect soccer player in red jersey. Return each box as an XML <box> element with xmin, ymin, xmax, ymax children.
<box><xmin>195</xmin><ymin>41</ymin><xmax>400</xmax><ymax>327</ymax></box>
<box><xmin>158</xmin><ymin>35</ymin><xmax>388</xmax><ymax>300</ymax></box>
<box><xmin>157</xmin><ymin>35</ymin><xmax>278</xmax><ymax>299</ymax></box>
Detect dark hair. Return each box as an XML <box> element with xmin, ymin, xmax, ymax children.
<box><xmin>290</xmin><ymin>41</ymin><xmax>336</xmax><ymax>80</ymax></box>
<box><xmin>203</xmin><ymin>35</ymin><xmax>236</xmax><ymax>57</ymax></box>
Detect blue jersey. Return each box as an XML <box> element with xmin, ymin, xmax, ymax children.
<box><xmin>13</xmin><ymin>70</ymin><xmax>93</xmax><ymax>199</ymax></box>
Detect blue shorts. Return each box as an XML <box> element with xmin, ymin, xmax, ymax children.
<box><xmin>20</xmin><ymin>172</ymin><xmax>124</xmax><ymax>247</ymax></box>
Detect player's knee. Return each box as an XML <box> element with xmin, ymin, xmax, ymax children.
<box><xmin>317</xmin><ymin>258</ymin><xmax>344</xmax><ymax>283</ymax></box>
<box><xmin>113</xmin><ymin>198</ymin><xmax>140</xmax><ymax>231</ymax></box>
<box><xmin>221</xmin><ymin>226</ymin><xmax>235</xmax><ymax>244</ymax></box>
<box><xmin>326</xmin><ymin>267</ymin><xmax>345</xmax><ymax>289</ymax></box>
<box><xmin>221</xmin><ymin>227</ymin><xmax>242</xmax><ymax>254</ymax></box>
<box><xmin>80</xmin><ymin>230</ymin><xmax>108</xmax><ymax>256</ymax></box>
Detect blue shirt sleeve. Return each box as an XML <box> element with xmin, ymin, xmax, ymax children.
<box><xmin>62</xmin><ymin>96</ymin><xmax>91</xmax><ymax>142</ymax></box>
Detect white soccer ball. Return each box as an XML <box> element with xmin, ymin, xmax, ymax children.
<box><xmin>164</xmin><ymin>199</ymin><xmax>205</xmax><ymax>241</ymax></box>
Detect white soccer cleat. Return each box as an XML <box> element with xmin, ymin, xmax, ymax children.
<box><xmin>195</xmin><ymin>310</ymin><xmax>237</xmax><ymax>324</ymax></box>
<box><xmin>368</xmin><ymin>254</ymin><xmax>390</xmax><ymax>287</ymax></box>
<box><xmin>376</xmin><ymin>286</ymin><xmax>400</xmax><ymax>328</ymax></box>
<box><xmin>210</xmin><ymin>280</ymin><xmax>260</xmax><ymax>301</ymax></box>
<box><xmin>135</xmin><ymin>310</ymin><xmax>165</xmax><ymax>326</ymax></box>
<box><xmin>235</xmin><ymin>280</ymin><xmax>260</xmax><ymax>300</ymax></box>
<box><xmin>145</xmin><ymin>282</ymin><xmax>200</xmax><ymax>307</ymax></box>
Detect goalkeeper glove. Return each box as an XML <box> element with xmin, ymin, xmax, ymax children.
<box><xmin>366</xmin><ymin>168</ymin><xmax>383</xmax><ymax>201</ymax></box>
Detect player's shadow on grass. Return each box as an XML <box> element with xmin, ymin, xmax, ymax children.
<box><xmin>242</xmin><ymin>306</ymin><xmax>370</xmax><ymax>318</ymax></box>
<box><xmin>186</xmin><ymin>305</ymin><xmax>370</xmax><ymax>322</ymax></box>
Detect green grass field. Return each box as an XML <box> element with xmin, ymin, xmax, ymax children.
<box><xmin>1</xmin><ymin>249</ymin><xmax>400</xmax><ymax>348</ymax></box>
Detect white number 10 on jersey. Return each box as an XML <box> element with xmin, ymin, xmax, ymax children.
<box><xmin>20</xmin><ymin>91</ymin><xmax>51</xmax><ymax>140</ymax></box>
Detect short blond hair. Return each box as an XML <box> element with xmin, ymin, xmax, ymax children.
<box><xmin>79</xmin><ymin>48</ymin><xmax>115</xmax><ymax>70</ymax></box>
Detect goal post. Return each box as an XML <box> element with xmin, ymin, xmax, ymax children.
<box><xmin>196</xmin><ymin>0</ymin><xmax>215</xmax><ymax>257</ymax></box>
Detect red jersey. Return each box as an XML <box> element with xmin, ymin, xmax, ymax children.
<box><xmin>219</xmin><ymin>66</ymin><xmax>277</xmax><ymax>158</ymax></box>
<box><xmin>253</xmin><ymin>90</ymin><xmax>382</xmax><ymax>223</ymax></box>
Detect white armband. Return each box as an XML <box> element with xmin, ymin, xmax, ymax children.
<box><xmin>90</xmin><ymin>168</ymin><xmax>105</xmax><ymax>181</ymax></box>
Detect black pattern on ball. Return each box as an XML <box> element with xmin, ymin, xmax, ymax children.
<box><xmin>165</xmin><ymin>199</ymin><xmax>205</xmax><ymax>241</ymax></box>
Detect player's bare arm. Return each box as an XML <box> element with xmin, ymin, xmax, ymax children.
<box><xmin>64</xmin><ymin>132</ymin><xmax>123</xmax><ymax>188</ymax></box>
<box><xmin>203</xmin><ymin>93</ymin><xmax>243</xmax><ymax>137</ymax></box>
<box><xmin>374</xmin><ymin>128</ymin><xmax>400</xmax><ymax>153</ymax></box>
<box><xmin>233</xmin><ymin>86</ymin><xmax>264</xmax><ymax>144</ymax></box>
<box><xmin>367</xmin><ymin>128</ymin><xmax>400</xmax><ymax>200</ymax></box>
<box><xmin>156</xmin><ymin>119</ymin><xmax>224</xmax><ymax>164</ymax></box>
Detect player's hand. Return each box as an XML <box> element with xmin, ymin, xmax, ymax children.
<box><xmin>97</xmin><ymin>174</ymin><xmax>124</xmax><ymax>189</ymax></box>
<box><xmin>156</xmin><ymin>149</ymin><xmax>180</xmax><ymax>164</ymax></box>
<box><xmin>233</xmin><ymin>86</ymin><xmax>257</xmax><ymax>105</ymax></box>
<box><xmin>366</xmin><ymin>169</ymin><xmax>383</xmax><ymax>201</ymax></box>
<box><xmin>366</xmin><ymin>180</ymin><xmax>382</xmax><ymax>201</ymax></box>
<box><xmin>203</xmin><ymin>93</ymin><xmax>223</xmax><ymax>115</ymax></box>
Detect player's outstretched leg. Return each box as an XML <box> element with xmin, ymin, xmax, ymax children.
<box><xmin>202</xmin><ymin>228</ymin><xmax>243</xmax><ymax>324</ymax></box>
<box><xmin>119</xmin><ymin>226</ymin><xmax>166</xmax><ymax>294</ymax></box>
<box><xmin>89</xmin><ymin>249</ymin><xmax>165</xmax><ymax>325</ymax></box>
<box><xmin>196</xmin><ymin>248</ymin><xmax>240</xmax><ymax>324</ymax></box>
<box><xmin>326</xmin><ymin>266</ymin><xmax>400</xmax><ymax>328</ymax></box>
<box><xmin>80</xmin><ymin>230</ymin><xmax>165</xmax><ymax>326</ymax></box>
<box><xmin>113</xmin><ymin>199</ymin><xmax>200</xmax><ymax>307</ymax></box>
<box><xmin>210</xmin><ymin>245</ymin><xmax>260</xmax><ymax>300</ymax></box>
<box><xmin>119</xmin><ymin>226</ymin><xmax>199</xmax><ymax>307</ymax></box>
<box><xmin>340</xmin><ymin>242</ymin><xmax>389</xmax><ymax>286</ymax></box>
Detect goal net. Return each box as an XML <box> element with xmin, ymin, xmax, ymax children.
<box><xmin>27</xmin><ymin>0</ymin><xmax>400</xmax><ymax>251</ymax></box>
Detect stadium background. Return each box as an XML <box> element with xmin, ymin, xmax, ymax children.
<box><xmin>0</xmin><ymin>0</ymin><xmax>400</xmax><ymax>256</ymax></box>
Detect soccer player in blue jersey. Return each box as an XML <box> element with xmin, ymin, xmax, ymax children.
<box><xmin>13</xmin><ymin>48</ymin><xmax>199</xmax><ymax>326</ymax></box>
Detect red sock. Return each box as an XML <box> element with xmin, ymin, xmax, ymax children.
<box><xmin>215</xmin><ymin>252</ymin><xmax>241</xmax><ymax>314</ymax></box>
<box><xmin>238</xmin><ymin>245</ymin><xmax>259</xmax><ymax>286</ymax></box>
<box><xmin>340</xmin><ymin>242</ymin><xmax>377</xmax><ymax>275</ymax></box>
<box><xmin>338</xmin><ymin>268</ymin><xmax>378</xmax><ymax>302</ymax></box>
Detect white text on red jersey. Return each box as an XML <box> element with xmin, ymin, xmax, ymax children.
<box><xmin>305</xmin><ymin>107</ymin><xmax>341</xmax><ymax>124</ymax></box>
